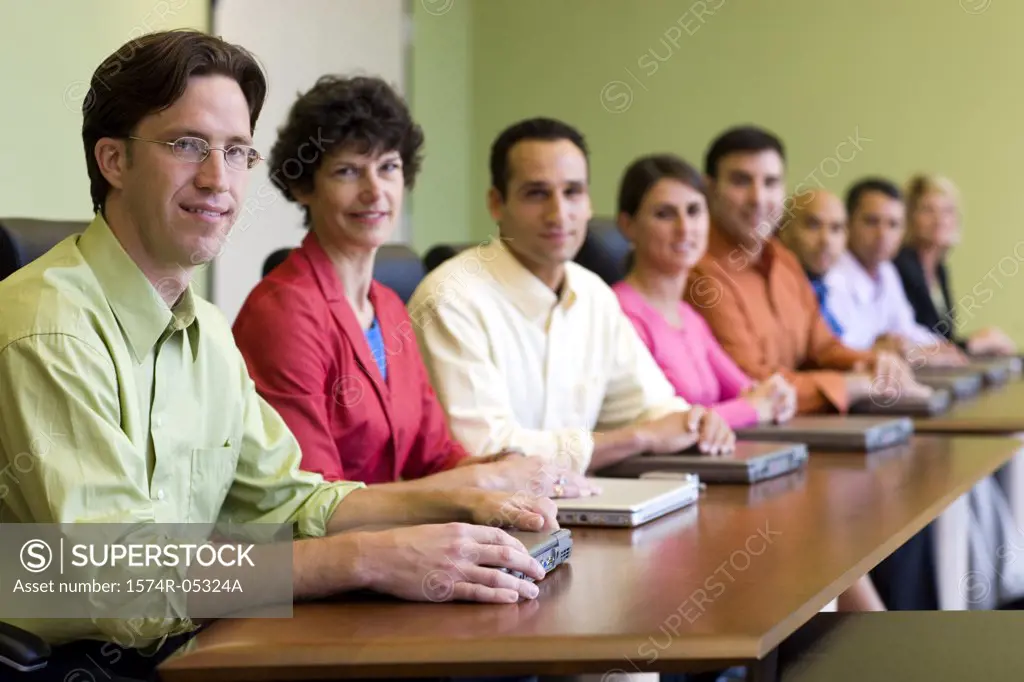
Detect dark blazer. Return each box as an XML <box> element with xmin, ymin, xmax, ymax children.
<box><xmin>891</xmin><ymin>245</ymin><xmax>962</xmax><ymax>347</ymax></box>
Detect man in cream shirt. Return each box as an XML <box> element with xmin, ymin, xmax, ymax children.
<box><xmin>409</xmin><ymin>118</ymin><xmax>735</xmax><ymax>475</ymax></box>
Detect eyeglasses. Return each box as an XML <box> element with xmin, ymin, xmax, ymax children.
<box><xmin>128</xmin><ymin>136</ymin><xmax>264</xmax><ymax>171</ymax></box>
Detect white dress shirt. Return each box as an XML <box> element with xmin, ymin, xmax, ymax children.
<box><xmin>825</xmin><ymin>250</ymin><xmax>944</xmax><ymax>351</ymax></box>
<box><xmin>407</xmin><ymin>238</ymin><xmax>690</xmax><ymax>473</ymax></box>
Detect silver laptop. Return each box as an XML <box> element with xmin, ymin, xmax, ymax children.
<box><xmin>914</xmin><ymin>371</ymin><xmax>983</xmax><ymax>399</ymax></box>
<box><xmin>503</xmin><ymin>529</ymin><xmax>573</xmax><ymax>581</ymax></box>
<box><xmin>850</xmin><ymin>386</ymin><xmax>951</xmax><ymax>416</ymax></box>
<box><xmin>555</xmin><ymin>477</ymin><xmax>700</xmax><ymax>527</ymax></box>
<box><xmin>917</xmin><ymin>358</ymin><xmax>1019</xmax><ymax>386</ymax></box>
<box><xmin>735</xmin><ymin>415</ymin><xmax>914</xmax><ymax>451</ymax></box>
<box><xmin>968</xmin><ymin>357</ymin><xmax>1020</xmax><ymax>385</ymax></box>
<box><xmin>596</xmin><ymin>441</ymin><xmax>808</xmax><ymax>484</ymax></box>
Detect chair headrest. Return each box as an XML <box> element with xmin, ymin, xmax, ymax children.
<box><xmin>0</xmin><ymin>218</ymin><xmax>89</xmax><ymax>280</ymax></box>
<box><xmin>262</xmin><ymin>248</ymin><xmax>294</xmax><ymax>278</ymax></box>
<box><xmin>574</xmin><ymin>217</ymin><xmax>631</xmax><ymax>285</ymax></box>
<box><xmin>423</xmin><ymin>242</ymin><xmax>474</xmax><ymax>273</ymax></box>
<box><xmin>374</xmin><ymin>244</ymin><xmax>425</xmax><ymax>304</ymax></box>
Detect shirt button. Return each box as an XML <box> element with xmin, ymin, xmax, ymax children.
<box><xmin>154</xmin><ymin>417</ymin><xmax>164</xmax><ymax>428</ymax></box>
<box><xmin>156</xmin><ymin>489</ymin><xmax>165</xmax><ymax>501</ymax></box>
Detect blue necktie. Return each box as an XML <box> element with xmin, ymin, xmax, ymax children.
<box><xmin>811</xmin><ymin>278</ymin><xmax>844</xmax><ymax>337</ymax></box>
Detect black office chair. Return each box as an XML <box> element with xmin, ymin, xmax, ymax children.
<box><xmin>373</xmin><ymin>244</ymin><xmax>425</xmax><ymax>304</ymax></box>
<box><xmin>422</xmin><ymin>242</ymin><xmax>474</xmax><ymax>273</ymax></box>
<box><xmin>261</xmin><ymin>247</ymin><xmax>294</xmax><ymax>278</ymax></box>
<box><xmin>573</xmin><ymin>217</ymin><xmax>632</xmax><ymax>285</ymax></box>
<box><xmin>0</xmin><ymin>217</ymin><xmax>89</xmax><ymax>280</ymax></box>
<box><xmin>261</xmin><ymin>244</ymin><xmax>425</xmax><ymax>304</ymax></box>
<box><xmin>0</xmin><ymin>622</ymin><xmax>51</xmax><ymax>674</ymax></box>
<box><xmin>0</xmin><ymin>218</ymin><xmax>98</xmax><ymax>678</ymax></box>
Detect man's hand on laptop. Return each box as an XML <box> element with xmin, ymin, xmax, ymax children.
<box><xmin>358</xmin><ymin>523</ymin><xmax>547</xmax><ymax>604</ymax></box>
<box><xmin>870</xmin><ymin>350</ymin><xmax>914</xmax><ymax>381</ymax></box>
<box><xmin>459</xmin><ymin>487</ymin><xmax>560</xmax><ymax>532</ymax></box>
<box><xmin>875</xmin><ymin>351</ymin><xmax>936</xmax><ymax>401</ymax></box>
<box><xmin>872</xmin><ymin>333</ymin><xmax>908</xmax><ymax>356</ymax></box>
<box><xmin>926</xmin><ymin>341</ymin><xmax>970</xmax><ymax>367</ymax></box>
<box><xmin>849</xmin><ymin>351</ymin><xmax>934</xmax><ymax>405</ymax></box>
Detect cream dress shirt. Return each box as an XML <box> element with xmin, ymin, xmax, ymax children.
<box><xmin>408</xmin><ymin>238</ymin><xmax>690</xmax><ymax>473</ymax></box>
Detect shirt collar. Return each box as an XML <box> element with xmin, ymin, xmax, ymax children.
<box><xmin>834</xmin><ymin>250</ymin><xmax>881</xmax><ymax>305</ymax></box>
<box><xmin>483</xmin><ymin>237</ymin><xmax>578</xmax><ymax>323</ymax></box>
<box><xmin>301</xmin><ymin>231</ymin><xmax>344</xmax><ymax>302</ymax></box>
<box><xmin>706</xmin><ymin>225</ymin><xmax>780</xmax><ymax>276</ymax></box>
<box><xmin>77</xmin><ymin>213</ymin><xmax>201</xmax><ymax>363</ymax></box>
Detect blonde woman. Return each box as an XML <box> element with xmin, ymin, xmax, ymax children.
<box><xmin>893</xmin><ymin>175</ymin><xmax>1016</xmax><ymax>356</ymax></box>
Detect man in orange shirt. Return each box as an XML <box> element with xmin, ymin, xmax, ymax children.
<box><xmin>685</xmin><ymin>126</ymin><xmax>930</xmax><ymax>415</ymax></box>
<box><xmin>686</xmin><ymin>127</ymin><xmax>1024</xmax><ymax>614</ymax></box>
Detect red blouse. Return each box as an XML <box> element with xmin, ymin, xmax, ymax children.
<box><xmin>232</xmin><ymin>233</ymin><xmax>469</xmax><ymax>484</ymax></box>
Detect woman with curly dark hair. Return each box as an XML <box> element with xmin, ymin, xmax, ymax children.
<box><xmin>232</xmin><ymin>75</ymin><xmax>590</xmax><ymax>497</ymax></box>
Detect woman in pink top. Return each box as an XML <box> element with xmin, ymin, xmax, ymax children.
<box><xmin>611</xmin><ymin>154</ymin><xmax>796</xmax><ymax>429</ymax></box>
<box><xmin>612</xmin><ymin>153</ymin><xmax>885</xmax><ymax>612</ymax></box>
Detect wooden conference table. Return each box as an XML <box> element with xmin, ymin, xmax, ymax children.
<box><xmin>914</xmin><ymin>378</ymin><xmax>1024</xmax><ymax>530</ymax></box>
<box><xmin>914</xmin><ymin>378</ymin><xmax>1024</xmax><ymax>435</ymax></box>
<box><xmin>158</xmin><ymin>435</ymin><xmax>1023</xmax><ymax>682</ymax></box>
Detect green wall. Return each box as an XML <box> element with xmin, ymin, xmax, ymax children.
<box><xmin>408</xmin><ymin>0</ymin><xmax>473</xmax><ymax>253</ymax></box>
<box><xmin>412</xmin><ymin>0</ymin><xmax>1022</xmax><ymax>342</ymax></box>
<box><xmin>7</xmin><ymin>1</ymin><xmax>1023</xmax><ymax>341</ymax></box>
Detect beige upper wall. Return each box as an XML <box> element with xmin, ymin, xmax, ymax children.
<box><xmin>0</xmin><ymin>0</ymin><xmax>210</xmax><ymax>293</ymax></box>
<box><xmin>467</xmin><ymin>0</ymin><xmax>1024</xmax><ymax>342</ymax></box>
<box><xmin>0</xmin><ymin>0</ymin><xmax>209</xmax><ymax>221</ymax></box>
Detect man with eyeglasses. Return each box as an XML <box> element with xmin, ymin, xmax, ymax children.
<box><xmin>0</xmin><ymin>30</ymin><xmax>556</xmax><ymax>681</ymax></box>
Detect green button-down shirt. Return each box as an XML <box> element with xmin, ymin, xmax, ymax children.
<box><xmin>0</xmin><ymin>214</ymin><xmax>363</xmax><ymax>647</ymax></box>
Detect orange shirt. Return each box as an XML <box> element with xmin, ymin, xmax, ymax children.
<box><xmin>685</xmin><ymin>229</ymin><xmax>873</xmax><ymax>414</ymax></box>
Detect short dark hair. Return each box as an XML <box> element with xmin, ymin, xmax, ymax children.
<box><xmin>268</xmin><ymin>75</ymin><xmax>425</xmax><ymax>224</ymax></box>
<box><xmin>704</xmin><ymin>125</ymin><xmax>785</xmax><ymax>179</ymax></box>
<box><xmin>617</xmin><ymin>154</ymin><xmax>705</xmax><ymax>217</ymax></box>
<box><xmin>489</xmin><ymin>117</ymin><xmax>588</xmax><ymax>198</ymax></box>
<box><xmin>845</xmin><ymin>177</ymin><xmax>902</xmax><ymax>217</ymax></box>
<box><xmin>82</xmin><ymin>29</ymin><xmax>267</xmax><ymax>213</ymax></box>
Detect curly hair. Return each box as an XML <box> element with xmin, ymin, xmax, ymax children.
<box><xmin>268</xmin><ymin>75</ymin><xmax>424</xmax><ymax>223</ymax></box>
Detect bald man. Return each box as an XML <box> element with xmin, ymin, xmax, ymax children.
<box><xmin>778</xmin><ymin>188</ymin><xmax>1024</xmax><ymax>615</ymax></box>
<box><xmin>781</xmin><ymin>182</ymin><xmax>965</xmax><ymax>365</ymax></box>
<box><xmin>777</xmin><ymin>189</ymin><xmax>848</xmax><ymax>337</ymax></box>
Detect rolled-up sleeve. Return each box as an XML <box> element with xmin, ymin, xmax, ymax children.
<box><xmin>220</xmin><ymin>370</ymin><xmax>364</xmax><ymax>539</ymax></box>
